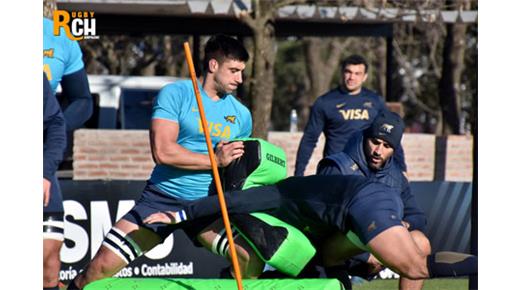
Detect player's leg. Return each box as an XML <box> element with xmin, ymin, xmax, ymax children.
<box><xmin>197</xmin><ymin>219</ymin><xmax>265</xmax><ymax>278</ymax></box>
<box><xmin>368</xmin><ymin>225</ymin><xmax>477</xmax><ymax>279</ymax></box>
<box><xmin>43</xmin><ymin>213</ymin><xmax>64</xmax><ymax>289</ymax></box>
<box><xmin>70</xmin><ymin>185</ymin><xmax>179</xmax><ymax>289</ymax></box>
<box><xmin>71</xmin><ymin>218</ymin><xmax>163</xmax><ymax>289</ymax></box>
<box><xmin>320</xmin><ymin>231</ymin><xmax>367</xmax><ymax>289</ymax></box>
<box><xmin>43</xmin><ymin>176</ymin><xmax>65</xmax><ymax>290</ymax></box>
<box><xmin>340</xmin><ymin>229</ymin><xmax>431</xmax><ymax>289</ymax></box>
<box><xmin>398</xmin><ymin>230</ymin><xmax>431</xmax><ymax>290</ymax></box>
<box><xmin>350</xmin><ymin>184</ymin><xmax>476</xmax><ymax>280</ymax></box>
<box><xmin>321</xmin><ymin>231</ymin><xmax>366</xmax><ymax>267</ymax></box>
<box><xmin>368</xmin><ymin>225</ymin><xmax>429</xmax><ymax>279</ymax></box>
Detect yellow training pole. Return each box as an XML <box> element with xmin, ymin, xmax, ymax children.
<box><xmin>183</xmin><ymin>42</ymin><xmax>244</xmax><ymax>290</ymax></box>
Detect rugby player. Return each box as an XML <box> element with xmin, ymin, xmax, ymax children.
<box><xmin>68</xmin><ymin>35</ymin><xmax>253</xmax><ymax>290</ymax></box>
<box><xmin>145</xmin><ymin>175</ymin><xmax>477</xmax><ymax>281</ymax></box>
<box><xmin>316</xmin><ymin>110</ymin><xmax>429</xmax><ymax>289</ymax></box>
<box><xmin>43</xmin><ymin>3</ymin><xmax>92</xmax><ymax>288</ymax></box>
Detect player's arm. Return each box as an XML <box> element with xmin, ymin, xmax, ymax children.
<box><xmin>316</xmin><ymin>158</ymin><xmax>342</xmax><ymax>175</ymax></box>
<box><xmin>144</xmin><ymin>184</ymin><xmax>281</xmax><ymax>224</ymax></box>
<box><xmin>400</xmin><ymin>183</ymin><xmax>427</xmax><ymax>232</ymax></box>
<box><xmin>43</xmin><ymin>73</ymin><xmax>66</xmax><ymax>206</ymax></box>
<box><xmin>43</xmin><ymin>74</ymin><xmax>67</xmax><ymax>180</ymax></box>
<box><xmin>60</xmin><ymin>68</ymin><xmax>93</xmax><ymax>132</ymax></box>
<box><xmin>294</xmin><ymin>101</ymin><xmax>326</xmax><ymax>176</ymax></box>
<box><xmin>150</xmin><ymin>118</ymin><xmax>244</xmax><ymax>170</ymax></box>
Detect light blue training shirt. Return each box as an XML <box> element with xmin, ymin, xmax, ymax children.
<box><xmin>43</xmin><ymin>18</ymin><xmax>84</xmax><ymax>92</ymax></box>
<box><xmin>149</xmin><ymin>80</ymin><xmax>252</xmax><ymax>200</ymax></box>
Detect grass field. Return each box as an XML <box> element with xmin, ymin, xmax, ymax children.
<box><xmin>353</xmin><ymin>278</ymin><xmax>468</xmax><ymax>290</ymax></box>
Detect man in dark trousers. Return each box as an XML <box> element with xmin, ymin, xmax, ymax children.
<box><xmin>44</xmin><ymin>8</ymin><xmax>93</xmax><ymax>288</ymax></box>
<box><xmin>316</xmin><ymin>111</ymin><xmax>428</xmax><ymax>290</ymax></box>
<box><xmin>295</xmin><ymin>55</ymin><xmax>388</xmax><ymax>176</ymax></box>
<box><xmin>43</xmin><ymin>72</ymin><xmax>67</xmax><ymax>290</ymax></box>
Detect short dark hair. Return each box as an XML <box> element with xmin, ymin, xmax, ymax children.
<box><xmin>341</xmin><ymin>54</ymin><xmax>368</xmax><ymax>74</ymax></box>
<box><xmin>203</xmin><ymin>34</ymin><xmax>249</xmax><ymax>73</ymax></box>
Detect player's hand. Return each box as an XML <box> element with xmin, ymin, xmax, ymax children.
<box><xmin>143</xmin><ymin>211</ymin><xmax>185</xmax><ymax>225</ymax></box>
<box><xmin>401</xmin><ymin>221</ymin><xmax>410</xmax><ymax>229</ymax></box>
<box><xmin>43</xmin><ymin>178</ymin><xmax>51</xmax><ymax>207</ymax></box>
<box><xmin>215</xmin><ymin>141</ymin><xmax>245</xmax><ymax>167</ymax></box>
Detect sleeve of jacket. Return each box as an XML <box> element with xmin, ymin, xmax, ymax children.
<box><xmin>316</xmin><ymin>158</ymin><xmax>343</xmax><ymax>175</ymax></box>
<box><xmin>60</xmin><ymin>68</ymin><xmax>93</xmax><ymax>131</ymax></box>
<box><xmin>294</xmin><ymin>99</ymin><xmax>326</xmax><ymax>176</ymax></box>
<box><xmin>185</xmin><ymin>185</ymin><xmax>282</xmax><ymax>221</ymax></box>
<box><xmin>394</xmin><ymin>144</ymin><xmax>408</xmax><ymax>172</ymax></box>
<box><xmin>44</xmin><ymin>73</ymin><xmax>67</xmax><ymax>180</ymax></box>
<box><xmin>401</xmin><ymin>181</ymin><xmax>427</xmax><ymax>232</ymax></box>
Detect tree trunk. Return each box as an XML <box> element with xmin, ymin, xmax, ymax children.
<box><xmin>250</xmin><ymin>24</ymin><xmax>276</xmax><ymax>139</ymax></box>
<box><xmin>438</xmin><ymin>0</ymin><xmax>469</xmax><ymax>135</ymax></box>
<box><xmin>439</xmin><ymin>23</ymin><xmax>467</xmax><ymax>135</ymax></box>
<box><xmin>237</xmin><ymin>0</ymin><xmax>309</xmax><ymax>138</ymax></box>
<box><xmin>300</xmin><ymin>37</ymin><xmax>351</xmax><ymax>127</ymax></box>
<box><xmin>43</xmin><ymin>0</ymin><xmax>57</xmax><ymax>19</ymax></box>
<box><xmin>375</xmin><ymin>38</ymin><xmax>387</xmax><ymax>99</ymax></box>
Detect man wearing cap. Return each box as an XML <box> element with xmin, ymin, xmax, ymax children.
<box><xmin>316</xmin><ymin>110</ymin><xmax>428</xmax><ymax>290</ymax></box>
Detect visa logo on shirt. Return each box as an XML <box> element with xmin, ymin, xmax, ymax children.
<box><xmin>198</xmin><ymin>119</ymin><xmax>232</xmax><ymax>139</ymax></box>
<box><xmin>339</xmin><ymin>109</ymin><xmax>369</xmax><ymax>120</ymax></box>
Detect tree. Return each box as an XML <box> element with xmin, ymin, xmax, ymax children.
<box><xmin>236</xmin><ymin>0</ymin><xmax>308</xmax><ymax>139</ymax></box>
<box><xmin>299</xmin><ymin>37</ymin><xmax>354</xmax><ymax>128</ymax></box>
<box><xmin>438</xmin><ymin>0</ymin><xmax>472</xmax><ymax>134</ymax></box>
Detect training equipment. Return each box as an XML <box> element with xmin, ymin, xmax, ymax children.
<box><xmin>84</xmin><ymin>277</ymin><xmax>343</xmax><ymax>290</ymax></box>
<box><xmin>231</xmin><ymin>212</ymin><xmax>316</xmax><ymax>277</ymax></box>
<box><xmin>220</xmin><ymin>139</ymin><xmax>315</xmax><ymax>276</ymax></box>
<box><xmin>346</xmin><ymin>230</ymin><xmax>370</xmax><ymax>252</ymax></box>
<box><xmin>219</xmin><ymin>138</ymin><xmax>287</xmax><ymax>191</ymax></box>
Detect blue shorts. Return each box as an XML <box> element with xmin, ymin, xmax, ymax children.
<box><xmin>122</xmin><ymin>182</ymin><xmax>216</xmax><ymax>243</ymax></box>
<box><xmin>43</xmin><ymin>174</ymin><xmax>63</xmax><ymax>214</ymax></box>
<box><xmin>348</xmin><ymin>182</ymin><xmax>404</xmax><ymax>244</ymax></box>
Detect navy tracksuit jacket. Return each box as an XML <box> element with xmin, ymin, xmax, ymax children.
<box><xmin>316</xmin><ymin>131</ymin><xmax>426</xmax><ymax>232</ymax></box>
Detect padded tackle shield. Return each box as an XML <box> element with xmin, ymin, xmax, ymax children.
<box><xmin>231</xmin><ymin>212</ymin><xmax>317</xmax><ymax>277</ymax></box>
<box><xmin>84</xmin><ymin>277</ymin><xmax>344</xmax><ymax>290</ymax></box>
<box><xmin>219</xmin><ymin>138</ymin><xmax>287</xmax><ymax>191</ymax></box>
<box><xmin>216</xmin><ymin>138</ymin><xmax>316</xmax><ymax>276</ymax></box>
<box><xmin>346</xmin><ymin>230</ymin><xmax>370</xmax><ymax>252</ymax></box>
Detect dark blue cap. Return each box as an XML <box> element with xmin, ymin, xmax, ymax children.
<box><xmin>365</xmin><ymin>110</ymin><xmax>405</xmax><ymax>149</ymax></box>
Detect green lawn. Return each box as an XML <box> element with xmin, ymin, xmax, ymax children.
<box><xmin>353</xmin><ymin>278</ymin><xmax>468</xmax><ymax>290</ymax></box>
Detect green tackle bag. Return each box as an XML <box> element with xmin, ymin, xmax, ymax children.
<box><xmin>216</xmin><ymin>138</ymin><xmax>316</xmax><ymax>276</ymax></box>
<box><xmin>231</xmin><ymin>212</ymin><xmax>316</xmax><ymax>277</ymax></box>
<box><xmin>218</xmin><ymin>138</ymin><xmax>287</xmax><ymax>191</ymax></box>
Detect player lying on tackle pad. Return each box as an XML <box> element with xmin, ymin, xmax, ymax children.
<box><xmin>144</xmin><ymin>142</ymin><xmax>477</xmax><ymax>281</ymax></box>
